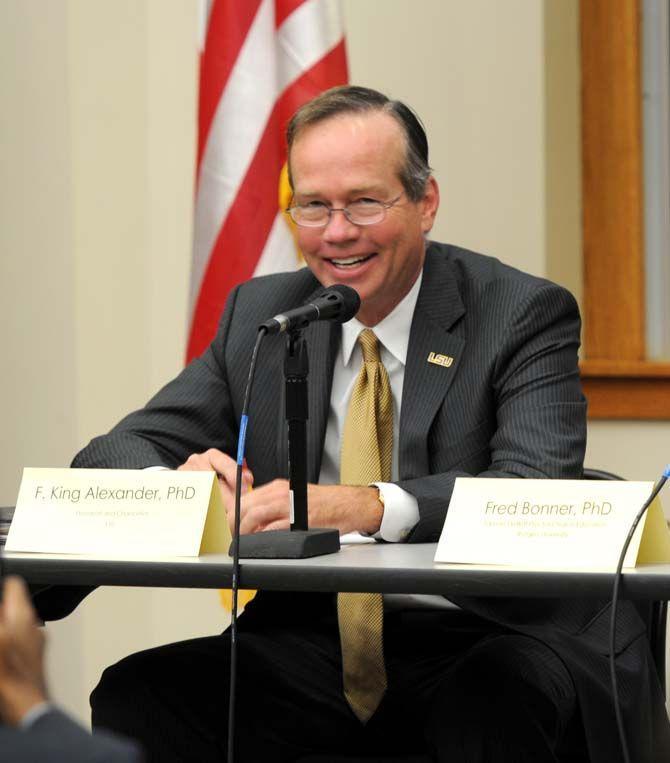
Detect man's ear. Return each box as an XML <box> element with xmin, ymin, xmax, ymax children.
<box><xmin>420</xmin><ymin>176</ymin><xmax>440</xmax><ymax>234</ymax></box>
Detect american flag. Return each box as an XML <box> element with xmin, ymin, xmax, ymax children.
<box><xmin>187</xmin><ymin>0</ymin><xmax>348</xmax><ymax>362</ymax></box>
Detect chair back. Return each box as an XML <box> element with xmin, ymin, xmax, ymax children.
<box><xmin>583</xmin><ymin>467</ymin><xmax>667</xmax><ymax>690</ymax></box>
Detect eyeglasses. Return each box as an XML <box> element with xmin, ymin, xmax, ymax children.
<box><xmin>285</xmin><ymin>194</ymin><xmax>404</xmax><ymax>228</ymax></box>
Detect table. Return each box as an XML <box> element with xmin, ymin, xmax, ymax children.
<box><xmin>4</xmin><ymin>543</ymin><xmax>670</xmax><ymax>600</ymax></box>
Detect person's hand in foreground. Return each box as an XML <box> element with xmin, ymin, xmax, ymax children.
<box><xmin>0</xmin><ymin>575</ymin><xmax>48</xmax><ymax>726</ymax></box>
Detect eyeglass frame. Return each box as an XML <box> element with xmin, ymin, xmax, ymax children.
<box><xmin>284</xmin><ymin>193</ymin><xmax>405</xmax><ymax>228</ymax></box>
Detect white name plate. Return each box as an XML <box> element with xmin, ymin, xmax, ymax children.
<box><xmin>7</xmin><ymin>467</ymin><xmax>231</xmax><ymax>558</ymax></box>
<box><xmin>435</xmin><ymin>478</ymin><xmax>670</xmax><ymax>571</ymax></box>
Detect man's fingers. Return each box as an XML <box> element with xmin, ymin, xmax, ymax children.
<box><xmin>237</xmin><ymin>481</ymin><xmax>290</xmax><ymax>534</ymax></box>
<box><xmin>204</xmin><ymin>450</ymin><xmax>237</xmax><ymax>484</ymax></box>
<box><xmin>203</xmin><ymin>450</ymin><xmax>254</xmax><ymax>490</ymax></box>
<box><xmin>258</xmin><ymin>518</ymin><xmax>291</xmax><ymax>533</ymax></box>
<box><xmin>2</xmin><ymin>578</ymin><xmax>36</xmax><ymax>630</ymax></box>
<box><xmin>177</xmin><ymin>453</ymin><xmax>212</xmax><ymax>471</ymax></box>
<box><xmin>222</xmin><ymin>477</ymin><xmax>290</xmax><ymax>534</ymax></box>
<box><xmin>179</xmin><ymin>449</ymin><xmax>254</xmax><ymax>491</ymax></box>
<box><xmin>218</xmin><ymin>476</ymin><xmax>235</xmax><ymax>508</ymax></box>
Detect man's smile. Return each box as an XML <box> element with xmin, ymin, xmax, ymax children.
<box><xmin>324</xmin><ymin>252</ymin><xmax>378</xmax><ymax>270</ymax></box>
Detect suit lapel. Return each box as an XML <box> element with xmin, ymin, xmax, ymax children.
<box><xmin>399</xmin><ymin>247</ymin><xmax>466</xmax><ymax>480</ymax></box>
<box><xmin>305</xmin><ymin>320</ymin><xmax>339</xmax><ymax>482</ymax></box>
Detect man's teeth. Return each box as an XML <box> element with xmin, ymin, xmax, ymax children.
<box><xmin>331</xmin><ymin>254</ymin><xmax>371</xmax><ymax>267</ymax></box>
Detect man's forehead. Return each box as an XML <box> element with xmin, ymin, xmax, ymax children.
<box><xmin>289</xmin><ymin>111</ymin><xmax>405</xmax><ymax>191</ymax></box>
<box><xmin>293</xmin><ymin>182</ymin><xmax>390</xmax><ymax>199</ymax></box>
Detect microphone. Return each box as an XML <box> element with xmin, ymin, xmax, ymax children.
<box><xmin>259</xmin><ymin>284</ymin><xmax>360</xmax><ymax>334</ymax></box>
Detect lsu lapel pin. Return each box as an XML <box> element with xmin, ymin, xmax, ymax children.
<box><xmin>427</xmin><ymin>352</ymin><xmax>454</xmax><ymax>368</ymax></box>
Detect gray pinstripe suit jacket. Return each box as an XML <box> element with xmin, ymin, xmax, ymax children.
<box><xmin>72</xmin><ymin>242</ymin><xmax>670</xmax><ymax>762</ymax></box>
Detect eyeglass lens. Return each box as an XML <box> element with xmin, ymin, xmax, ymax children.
<box><xmin>291</xmin><ymin>200</ymin><xmax>386</xmax><ymax>227</ymax></box>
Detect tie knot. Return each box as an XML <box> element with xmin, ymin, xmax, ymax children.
<box><xmin>358</xmin><ymin>329</ymin><xmax>381</xmax><ymax>363</ymax></box>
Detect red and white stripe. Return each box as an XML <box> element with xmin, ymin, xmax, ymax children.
<box><xmin>187</xmin><ymin>0</ymin><xmax>348</xmax><ymax>362</ymax></box>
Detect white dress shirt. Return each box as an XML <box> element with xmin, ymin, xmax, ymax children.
<box><xmin>318</xmin><ymin>273</ymin><xmax>423</xmax><ymax>541</ymax></box>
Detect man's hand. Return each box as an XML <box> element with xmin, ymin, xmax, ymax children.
<box><xmin>0</xmin><ymin>576</ymin><xmax>49</xmax><ymax>726</ymax></box>
<box><xmin>177</xmin><ymin>448</ymin><xmax>253</xmax><ymax>505</ymax></box>
<box><xmin>217</xmin><ymin>479</ymin><xmax>383</xmax><ymax>536</ymax></box>
<box><xmin>177</xmin><ymin>449</ymin><xmax>383</xmax><ymax>536</ymax></box>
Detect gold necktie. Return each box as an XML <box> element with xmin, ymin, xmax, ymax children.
<box><xmin>338</xmin><ymin>329</ymin><xmax>393</xmax><ymax>723</ymax></box>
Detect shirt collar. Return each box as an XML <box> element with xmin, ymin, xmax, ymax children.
<box><xmin>341</xmin><ymin>271</ymin><xmax>423</xmax><ymax>367</ymax></box>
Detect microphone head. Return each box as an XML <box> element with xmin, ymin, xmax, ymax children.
<box><xmin>316</xmin><ymin>284</ymin><xmax>360</xmax><ymax>324</ymax></box>
<box><xmin>259</xmin><ymin>283</ymin><xmax>362</xmax><ymax>335</ymax></box>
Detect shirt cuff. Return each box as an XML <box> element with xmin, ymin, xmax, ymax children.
<box><xmin>20</xmin><ymin>701</ymin><xmax>54</xmax><ymax>730</ymax></box>
<box><xmin>370</xmin><ymin>482</ymin><xmax>419</xmax><ymax>542</ymax></box>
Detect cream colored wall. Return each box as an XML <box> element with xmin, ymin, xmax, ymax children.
<box><xmin>1</xmin><ymin>1</ymin><xmax>76</xmax><ymax>502</ymax></box>
<box><xmin>2</xmin><ymin>0</ymin><xmax>668</xmax><ymax>727</ymax></box>
<box><xmin>345</xmin><ymin>0</ymin><xmax>547</xmax><ymax>277</ymax></box>
<box><xmin>1</xmin><ymin>0</ymin><xmax>226</xmax><ymax>723</ymax></box>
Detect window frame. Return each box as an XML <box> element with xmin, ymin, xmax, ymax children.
<box><xmin>579</xmin><ymin>0</ymin><xmax>670</xmax><ymax>419</ymax></box>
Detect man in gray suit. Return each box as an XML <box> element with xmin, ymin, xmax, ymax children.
<box><xmin>73</xmin><ymin>87</ymin><xmax>670</xmax><ymax>762</ymax></box>
<box><xmin>0</xmin><ymin>575</ymin><xmax>141</xmax><ymax>762</ymax></box>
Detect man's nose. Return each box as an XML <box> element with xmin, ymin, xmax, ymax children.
<box><xmin>322</xmin><ymin>209</ymin><xmax>360</xmax><ymax>243</ymax></box>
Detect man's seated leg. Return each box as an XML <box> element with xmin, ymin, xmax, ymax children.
<box><xmin>91</xmin><ymin>634</ymin><xmax>232</xmax><ymax>762</ymax></box>
<box><xmin>422</xmin><ymin>634</ymin><xmax>587</xmax><ymax>763</ymax></box>
<box><xmin>90</xmin><ymin>610</ymin><xmax>397</xmax><ymax>763</ymax></box>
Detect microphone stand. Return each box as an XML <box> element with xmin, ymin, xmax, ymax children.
<box><xmin>285</xmin><ymin>330</ymin><xmax>309</xmax><ymax>531</ymax></box>
<box><xmin>235</xmin><ymin>328</ymin><xmax>340</xmax><ymax>558</ymax></box>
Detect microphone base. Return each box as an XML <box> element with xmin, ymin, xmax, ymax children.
<box><xmin>230</xmin><ymin>529</ymin><xmax>340</xmax><ymax>559</ymax></box>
